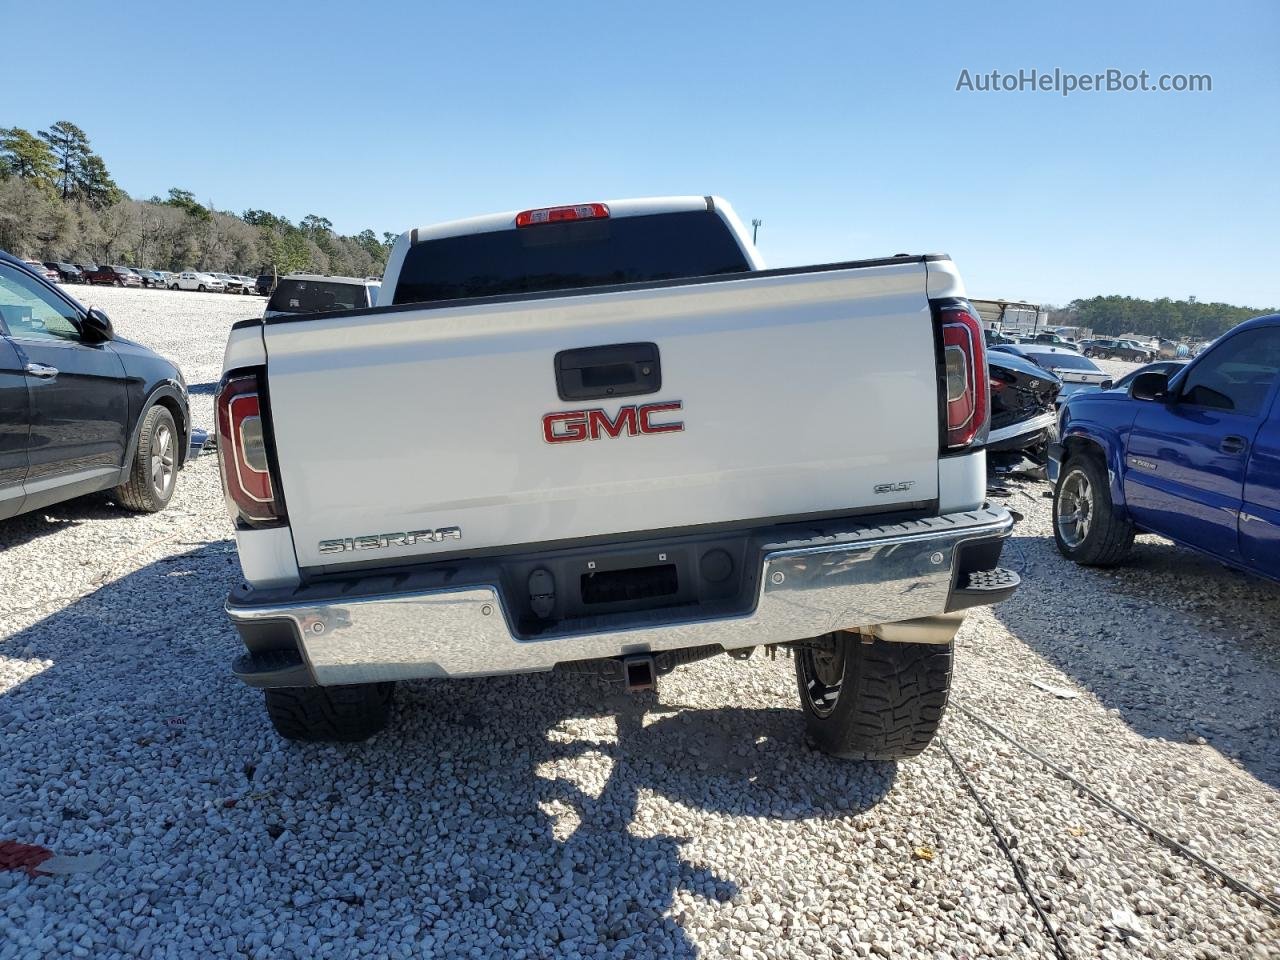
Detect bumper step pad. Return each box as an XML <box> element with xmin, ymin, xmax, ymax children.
<box><xmin>948</xmin><ymin>567</ymin><xmax>1020</xmax><ymax>611</ymax></box>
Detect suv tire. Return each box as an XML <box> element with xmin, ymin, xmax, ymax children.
<box><xmin>1053</xmin><ymin>453</ymin><xmax>1134</xmax><ymax>565</ymax></box>
<box><xmin>113</xmin><ymin>405</ymin><xmax>178</xmax><ymax>513</ymax></box>
<box><xmin>795</xmin><ymin>632</ymin><xmax>952</xmax><ymax>760</ymax></box>
<box><xmin>264</xmin><ymin>683</ymin><xmax>395</xmax><ymax>742</ymax></box>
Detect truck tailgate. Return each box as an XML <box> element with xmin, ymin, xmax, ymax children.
<box><xmin>262</xmin><ymin>261</ymin><xmax>945</xmax><ymax>570</ymax></box>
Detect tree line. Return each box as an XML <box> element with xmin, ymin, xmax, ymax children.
<box><xmin>1047</xmin><ymin>294</ymin><xmax>1276</xmax><ymax>343</ymax></box>
<box><xmin>0</xmin><ymin>121</ymin><xmax>392</xmax><ymax>278</ymax></box>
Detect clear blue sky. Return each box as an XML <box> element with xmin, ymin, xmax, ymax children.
<box><xmin>7</xmin><ymin>0</ymin><xmax>1278</xmax><ymax>307</ymax></box>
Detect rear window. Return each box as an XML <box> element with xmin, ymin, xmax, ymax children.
<box><xmin>392</xmin><ymin>210</ymin><xmax>751</xmax><ymax>306</ymax></box>
<box><xmin>267</xmin><ymin>279</ymin><xmax>367</xmax><ymax>314</ymax></box>
<box><xmin>1026</xmin><ymin>351</ymin><xmax>1098</xmax><ymax>371</ymax></box>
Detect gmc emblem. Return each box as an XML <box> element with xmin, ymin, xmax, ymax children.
<box><xmin>543</xmin><ymin>401</ymin><xmax>684</xmax><ymax>443</ymax></box>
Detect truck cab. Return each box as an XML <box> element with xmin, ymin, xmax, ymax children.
<box><xmin>1050</xmin><ymin>314</ymin><xmax>1280</xmax><ymax>580</ymax></box>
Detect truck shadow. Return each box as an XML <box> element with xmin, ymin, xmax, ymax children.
<box><xmin>0</xmin><ymin>544</ymin><xmax>896</xmax><ymax>957</ymax></box>
<box><xmin>995</xmin><ymin>530</ymin><xmax>1280</xmax><ymax>789</ymax></box>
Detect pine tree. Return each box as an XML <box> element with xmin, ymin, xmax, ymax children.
<box><xmin>38</xmin><ymin>121</ymin><xmax>92</xmax><ymax>201</ymax></box>
<box><xmin>78</xmin><ymin>153</ymin><xmax>122</xmax><ymax>209</ymax></box>
<box><xmin>0</xmin><ymin>127</ymin><xmax>59</xmax><ymax>196</ymax></box>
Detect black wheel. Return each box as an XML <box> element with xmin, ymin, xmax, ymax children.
<box><xmin>794</xmin><ymin>632</ymin><xmax>952</xmax><ymax>760</ymax></box>
<box><xmin>264</xmin><ymin>683</ymin><xmax>395</xmax><ymax>742</ymax></box>
<box><xmin>197</xmin><ymin>283</ymin><xmax>206</xmax><ymax>292</ymax></box>
<box><xmin>113</xmin><ymin>405</ymin><xmax>178</xmax><ymax>512</ymax></box>
<box><xmin>1053</xmin><ymin>454</ymin><xmax>1134</xmax><ymax>565</ymax></box>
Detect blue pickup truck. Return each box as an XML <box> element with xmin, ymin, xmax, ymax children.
<box><xmin>1048</xmin><ymin>314</ymin><xmax>1280</xmax><ymax>582</ymax></box>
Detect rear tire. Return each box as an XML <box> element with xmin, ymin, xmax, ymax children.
<box><xmin>264</xmin><ymin>683</ymin><xmax>395</xmax><ymax>742</ymax></box>
<box><xmin>197</xmin><ymin>284</ymin><xmax>206</xmax><ymax>292</ymax></box>
<box><xmin>113</xmin><ymin>405</ymin><xmax>178</xmax><ymax>512</ymax></box>
<box><xmin>794</xmin><ymin>632</ymin><xmax>952</xmax><ymax>760</ymax></box>
<box><xmin>1053</xmin><ymin>454</ymin><xmax>1134</xmax><ymax>565</ymax></box>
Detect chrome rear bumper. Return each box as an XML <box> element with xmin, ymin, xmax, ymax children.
<box><xmin>227</xmin><ymin>506</ymin><xmax>1016</xmax><ymax>687</ymax></box>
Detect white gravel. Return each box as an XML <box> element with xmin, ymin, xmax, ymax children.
<box><xmin>1</xmin><ymin>289</ymin><xmax>1277</xmax><ymax>959</ymax></box>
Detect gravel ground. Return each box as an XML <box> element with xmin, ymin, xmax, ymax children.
<box><xmin>1</xmin><ymin>289</ymin><xmax>1277</xmax><ymax>959</ymax></box>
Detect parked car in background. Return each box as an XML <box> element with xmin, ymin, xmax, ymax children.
<box><xmin>987</xmin><ymin>350</ymin><xmax>1062</xmax><ymax>454</ymax></box>
<box><xmin>255</xmin><ymin>273</ymin><xmax>276</xmax><ymax>296</ymax></box>
<box><xmin>1080</xmin><ymin>337</ymin><xmax>1118</xmax><ymax>358</ymax></box>
<box><xmin>43</xmin><ymin>261</ymin><xmax>84</xmax><ymax>283</ymax></box>
<box><xmin>983</xmin><ymin>329</ymin><xmax>1019</xmax><ymax>347</ymax></box>
<box><xmin>1110</xmin><ymin>359</ymin><xmax>1188</xmax><ymax>391</ymax></box>
<box><xmin>131</xmin><ymin>268</ymin><xmax>167</xmax><ymax>288</ymax></box>
<box><xmin>1112</xmin><ymin>339</ymin><xmax>1154</xmax><ymax>362</ymax></box>
<box><xmin>1033</xmin><ymin>332</ymin><xmax>1077</xmax><ymax>348</ymax></box>
<box><xmin>992</xmin><ymin>344</ymin><xmax>1112</xmax><ymax>402</ymax></box>
<box><xmin>24</xmin><ymin>260</ymin><xmax>60</xmax><ymax>283</ymax></box>
<box><xmin>0</xmin><ymin>250</ymin><xmax>191</xmax><ymax>519</ymax></box>
<box><xmin>1051</xmin><ymin>314</ymin><xmax>1280</xmax><ymax>581</ymax></box>
<box><xmin>83</xmin><ymin>265</ymin><xmax>142</xmax><ymax>287</ymax></box>
<box><xmin>263</xmin><ymin>274</ymin><xmax>380</xmax><ymax>318</ymax></box>
<box><xmin>168</xmin><ymin>271</ymin><xmax>225</xmax><ymax>292</ymax></box>
<box><xmin>1080</xmin><ymin>338</ymin><xmax>1152</xmax><ymax>362</ymax></box>
<box><xmin>207</xmin><ymin>272</ymin><xmax>240</xmax><ymax>293</ymax></box>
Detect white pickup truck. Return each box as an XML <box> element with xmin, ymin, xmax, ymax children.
<box><xmin>215</xmin><ymin>196</ymin><xmax>1018</xmax><ymax>759</ymax></box>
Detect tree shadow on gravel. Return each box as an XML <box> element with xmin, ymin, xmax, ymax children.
<box><xmin>0</xmin><ymin>545</ymin><xmax>896</xmax><ymax>958</ymax></box>
<box><xmin>996</xmin><ymin>531</ymin><xmax>1280</xmax><ymax>789</ymax></box>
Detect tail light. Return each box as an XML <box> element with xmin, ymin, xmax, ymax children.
<box><xmin>933</xmin><ymin>300</ymin><xmax>989</xmax><ymax>450</ymax></box>
<box><xmin>215</xmin><ymin>368</ymin><xmax>286</xmax><ymax>526</ymax></box>
<box><xmin>515</xmin><ymin>203</ymin><xmax>610</xmax><ymax>227</ymax></box>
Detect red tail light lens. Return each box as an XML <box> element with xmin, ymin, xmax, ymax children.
<box><xmin>216</xmin><ymin>370</ymin><xmax>285</xmax><ymax>525</ymax></box>
<box><xmin>936</xmin><ymin>302</ymin><xmax>989</xmax><ymax>449</ymax></box>
<box><xmin>515</xmin><ymin>203</ymin><xmax>610</xmax><ymax>227</ymax></box>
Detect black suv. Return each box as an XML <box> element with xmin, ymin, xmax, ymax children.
<box><xmin>0</xmin><ymin>251</ymin><xmax>191</xmax><ymax>520</ymax></box>
<box><xmin>43</xmin><ymin>261</ymin><xmax>84</xmax><ymax>283</ymax></box>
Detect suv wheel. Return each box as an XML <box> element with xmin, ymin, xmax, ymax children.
<box><xmin>113</xmin><ymin>405</ymin><xmax>178</xmax><ymax>512</ymax></box>
<box><xmin>1053</xmin><ymin>454</ymin><xmax>1134</xmax><ymax>565</ymax></box>
<box><xmin>794</xmin><ymin>632</ymin><xmax>952</xmax><ymax>760</ymax></box>
<box><xmin>197</xmin><ymin>283</ymin><xmax>206</xmax><ymax>292</ymax></box>
<box><xmin>264</xmin><ymin>683</ymin><xmax>395</xmax><ymax>742</ymax></box>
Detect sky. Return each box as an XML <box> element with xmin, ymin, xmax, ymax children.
<box><xmin>6</xmin><ymin>0</ymin><xmax>1278</xmax><ymax>307</ymax></box>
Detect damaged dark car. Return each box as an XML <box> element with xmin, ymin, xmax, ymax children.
<box><xmin>986</xmin><ymin>350</ymin><xmax>1061</xmax><ymax>475</ymax></box>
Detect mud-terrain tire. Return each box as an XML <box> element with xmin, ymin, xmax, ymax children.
<box><xmin>113</xmin><ymin>405</ymin><xmax>178</xmax><ymax>512</ymax></box>
<box><xmin>1053</xmin><ymin>453</ymin><xmax>1134</xmax><ymax>565</ymax></box>
<box><xmin>795</xmin><ymin>632</ymin><xmax>952</xmax><ymax>760</ymax></box>
<box><xmin>264</xmin><ymin>683</ymin><xmax>395</xmax><ymax>742</ymax></box>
